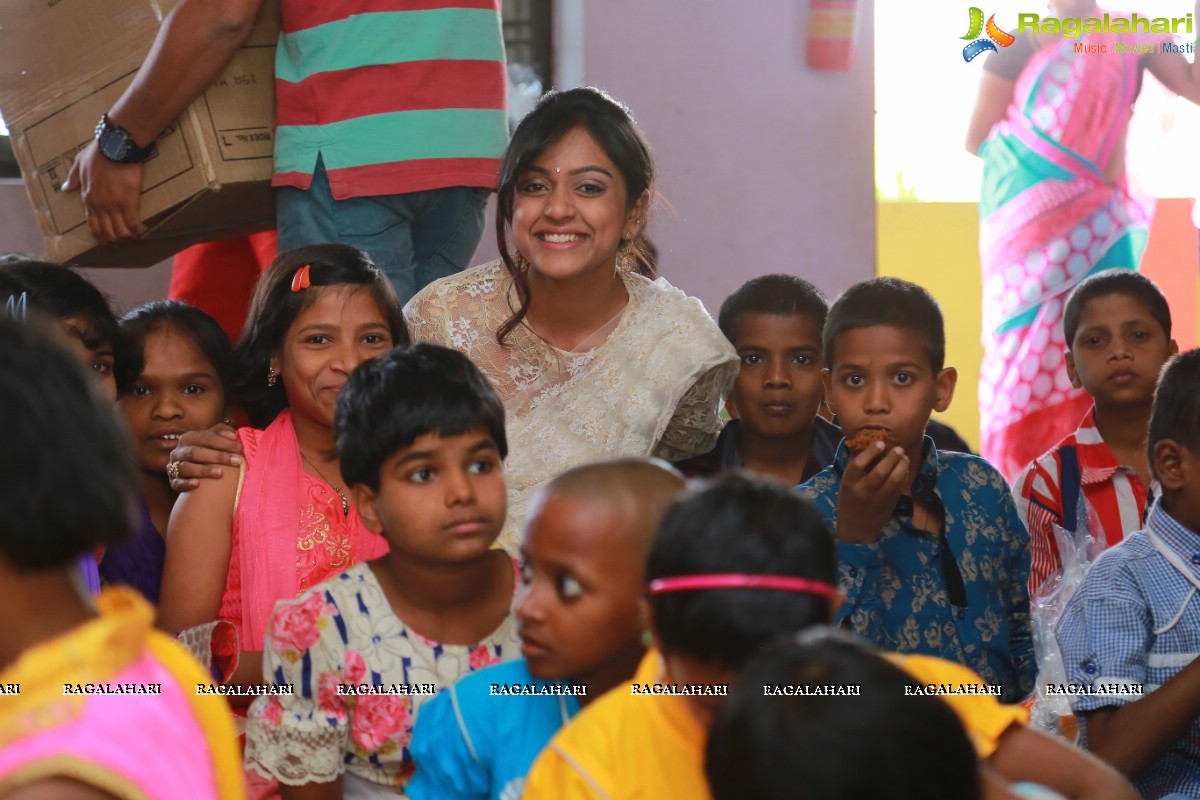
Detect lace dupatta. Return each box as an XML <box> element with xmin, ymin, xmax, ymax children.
<box><xmin>405</xmin><ymin>260</ymin><xmax>737</xmax><ymax>553</ymax></box>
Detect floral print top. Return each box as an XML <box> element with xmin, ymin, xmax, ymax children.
<box><xmin>798</xmin><ymin>438</ymin><xmax>1036</xmax><ymax>703</ymax></box>
<box><xmin>244</xmin><ymin>560</ymin><xmax>521</xmax><ymax>790</ymax></box>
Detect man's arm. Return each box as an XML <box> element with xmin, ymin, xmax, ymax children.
<box><xmin>63</xmin><ymin>0</ymin><xmax>264</xmax><ymax>242</ymax></box>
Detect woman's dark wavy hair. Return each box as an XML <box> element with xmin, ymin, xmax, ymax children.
<box><xmin>234</xmin><ymin>244</ymin><xmax>408</xmax><ymax>428</ymax></box>
<box><xmin>0</xmin><ymin>316</ymin><xmax>137</xmax><ymax>569</ymax></box>
<box><xmin>495</xmin><ymin>86</ymin><xmax>655</xmax><ymax>344</ymax></box>
<box><xmin>117</xmin><ymin>300</ymin><xmax>235</xmax><ymax>398</ymax></box>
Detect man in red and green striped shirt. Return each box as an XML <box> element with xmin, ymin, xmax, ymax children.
<box><xmin>68</xmin><ymin>0</ymin><xmax>507</xmax><ymax>302</ymax></box>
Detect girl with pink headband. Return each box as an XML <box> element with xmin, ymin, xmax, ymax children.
<box><xmin>522</xmin><ymin>473</ymin><xmax>838</xmax><ymax>800</ymax></box>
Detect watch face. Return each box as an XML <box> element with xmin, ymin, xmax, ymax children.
<box><xmin>98</xmin><ymin>130</ymin><xmax>130</xmax><ymax>162</ymax></box>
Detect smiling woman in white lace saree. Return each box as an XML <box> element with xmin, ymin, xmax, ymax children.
<box><xmin>405</xmin><ymin>87</ymin><xmax>738</xmax><ymax>554</ymax></box>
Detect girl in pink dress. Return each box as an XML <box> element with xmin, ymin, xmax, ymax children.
<box><xmin>159</xmin><ymin>243</ymin><xmax>407</xmax><ymax>690</ymax></box>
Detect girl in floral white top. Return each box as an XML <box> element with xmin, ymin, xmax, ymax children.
<box><xmin>245</xmin><ymin>345</ymin><xmax>522</xmax><ymax>798</ymax></box>
<box><xmin>405</xmin><ymin>87</ymin><xmax>738</xmax><ymax>554</ymax></box>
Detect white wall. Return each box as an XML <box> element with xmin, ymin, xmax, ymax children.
<box><xmin>575</xmin><ymin>0</ymin><xmax>877</xmax><ymax>312</ymax></box>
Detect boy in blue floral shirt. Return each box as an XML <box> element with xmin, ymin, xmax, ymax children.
<box><xmin>798</xmin><ymin>278</ymin><xmax>1035</xmax><ymax>702</ymax></box>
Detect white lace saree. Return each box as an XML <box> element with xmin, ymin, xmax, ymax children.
<box><xmin>405</xmin><ymin>260</ymin><xmax>737</xmax><ymax>553</ymax></box>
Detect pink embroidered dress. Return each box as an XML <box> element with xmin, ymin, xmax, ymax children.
<box><xmin>219</xmin><ymin>410</ymin><xmax>390</xmax><ymax>654</ymax></box>
<box><xmin>977</xmin><ymin>19</ymin><xmax>1161</xmax><ymax>480</ymax></box>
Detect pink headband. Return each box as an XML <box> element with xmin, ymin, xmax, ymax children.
<box><xmin>648</xmin><ymin>574</ymin><xmax>838</xmax><ymax>599</ymax></box>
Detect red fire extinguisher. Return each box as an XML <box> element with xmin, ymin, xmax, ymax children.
<box><xmin>806</xmin><ymin>0</ymin><xmax>863</xmax><ymax>71</ymax></box>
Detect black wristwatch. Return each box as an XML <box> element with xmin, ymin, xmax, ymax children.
<box><xmin>94</xmin><ymin>114</ymin><xmax>155</xmax><ymax>164</ymax></box>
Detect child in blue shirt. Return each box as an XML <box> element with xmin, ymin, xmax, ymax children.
<box><xmin>798</xmin><ymin>277</ymin><xmax>1035</xmax><ymax>702</ymax></box>
<box><xmin>1056</xmin><ymin>349</ymin><xmax>1200</xmax><ymax>799</ymax></box>
<box><xmin>406</xmin><ymin>458</ymin><xmax>685</xmax><ymax>800</ymax></box>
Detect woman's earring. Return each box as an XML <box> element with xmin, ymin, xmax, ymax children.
<box><xmin>616</xmin><ymin>246</ymin><xmax>637</xmax><ymax>273</ymax></box>
<box><xmin>640</xmin><ymin>630</ymin><xmax>653</xmax><ymax>647</ymax></box>
<box><xmin>267</xmin><ymin>367</ymin><xmax>278</xmax><ymax>388</ymax></box>
<box><xmin>514</xmin><ymin>252</ymin><xmax>531</xmax><ymax>273</ymax></box>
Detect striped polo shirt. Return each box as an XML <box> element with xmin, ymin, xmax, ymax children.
<box><xmin>273</xmin><ymin>1</ymin><xmax>508</xmax><ymax>200</ymax></box>
<box><xmin>1012</xmin><ymin>407</ymin><xmax>1152</xmax><ymax>596</ymax></box>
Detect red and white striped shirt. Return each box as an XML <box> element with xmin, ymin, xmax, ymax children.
<box><xmin>1012</xmin><ymin>407</ymin><xmax>1152</xmax><ymax>596</ymax></box>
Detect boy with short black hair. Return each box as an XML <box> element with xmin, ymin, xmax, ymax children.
<box><xmin>798</xmin><ymin>276</ymin><xmax>1036</xmax><ymax>702</ymax></box>
<box><xmin>674</xmin><ymin>274</ymin><xmax>840</xmax><ymax>486</ymax></box>
<box><xmin>1013</xmin><ymin>269</ymin><xmax>1177</xmax><ymax>595</ymax></box>
<box><xmin>1055</xmin><ymin>349</ymin><xmax>1200</xmax><ymax>799</ymax></box>
<box><xmin>246</xmin><ymin>344</ymin><xmax>521</xmax><ymax>792</ymax></box>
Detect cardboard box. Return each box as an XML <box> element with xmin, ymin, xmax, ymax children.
<box><xmin>0</xmin><ymin>0</ymin><xmax>279</xmax><ymax>267</ymax></box>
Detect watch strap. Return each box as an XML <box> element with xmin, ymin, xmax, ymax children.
<box><xmin>95</xmin><ymin>113</ymin><xmax>155</xmax><ymax>164</ymax></box>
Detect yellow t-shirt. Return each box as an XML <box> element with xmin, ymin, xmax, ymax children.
<box><xmin>522</xmin><ymin>649</ymin><xmax>711</xmax><ymax>800</ymax></box>
<box><xmin>890</xmin><ymin>653</ymin><xmax>1030</xmax><ymax>758</ymax></box>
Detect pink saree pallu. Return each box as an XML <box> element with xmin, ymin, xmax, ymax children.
<box><xmin>978</xmin><ymin>21</ymin><xmax>1158</xmax><ymax>480</ymax></box>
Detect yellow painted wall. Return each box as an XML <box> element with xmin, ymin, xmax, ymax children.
<box><xmin>877</xmin><ymin>200</ymin><xmax>1200</xmax><ymax>453</ymax></box>
<box><xmin>877</xmin><ymin>203</ymin><xmax>985</xmax><ymax>451</ymax></box>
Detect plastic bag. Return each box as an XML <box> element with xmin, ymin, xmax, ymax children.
<box><xmin>1029</xmin><ymin>488</ymin><xmax>1104</xmax><ymax>738</ymax></box>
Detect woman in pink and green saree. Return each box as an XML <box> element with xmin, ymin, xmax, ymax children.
<box><xmin>967</xmin><ymin>0</ymin><xmax>1200</xmax><ymax>480</ymax></box>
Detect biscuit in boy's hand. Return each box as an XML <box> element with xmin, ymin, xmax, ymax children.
<box><xmin>846</xmin><ymin>428</ymin><xmax>901</xmax><ymax>457</ymax></box>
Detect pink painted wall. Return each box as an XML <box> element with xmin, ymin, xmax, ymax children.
<box><xmin>576</xmin><ymin>0</ymin><xmax>878</xmax><ymax>313</ymax></box>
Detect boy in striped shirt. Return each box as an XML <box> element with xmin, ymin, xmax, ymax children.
<box><xmin>1013</xmin><ymin>269</ymin><xmax>1177</xmax><ymax>596</ymax></box>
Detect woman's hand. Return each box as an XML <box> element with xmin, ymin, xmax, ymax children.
<box><xmin>167</xmin><ymin>423</ymin><xmax>243</xmax><ymax>491</ymax></box>
<box><xmin>966</xmin><ymin>71</ymin><xmax>1016</xmax><ymax>155</ymax></box>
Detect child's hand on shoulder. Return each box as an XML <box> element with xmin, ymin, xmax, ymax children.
<box><xmin>835</xmin><ymin>441</ymin><xmax>909</xmax><ymax>544</ymax></box>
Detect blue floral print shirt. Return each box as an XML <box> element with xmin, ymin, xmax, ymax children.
<box><xmin>799</xmin><ymin>437</ymin><xmax>1036</xmax><ymax>702</ymax></box>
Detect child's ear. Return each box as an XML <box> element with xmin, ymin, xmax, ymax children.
<box><xmin>933</xmin><ymin>366</ymin><xmax>957</xmax><ymax>413</ymax></box>
<box><xmin>350</xmin><ymin>484</ymin><xmax>383</xmax><ymax>534</ymax></box>
<box><xmin>724</xmin><ymin>396</ymin><xmax>739</xmax><ymax>420</ymax></box>
<box><xmin>1065</xmin><ymin>350</ymin><xmax>1081</xmax><ymax>389</ymax></box>
<box><xmin>1152</xmin><ymin>439</ymin><xmax>1187</xmax><ymax>492</ymax></box>
<box><xmin>1168</xmin><ymin>339</ymin><xmax>1180</xmax><ymax>357</ymax></box>
<box><xmin>821</xmin><ymin>368</ymin><xmax>836</xmax><ymax>415</ymax></box>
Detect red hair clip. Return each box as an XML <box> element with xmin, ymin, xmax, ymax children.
<box><xmin>290</xmin><ymin>265</ymin><xmax>312</xmax><ymax>292</ymax></box>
